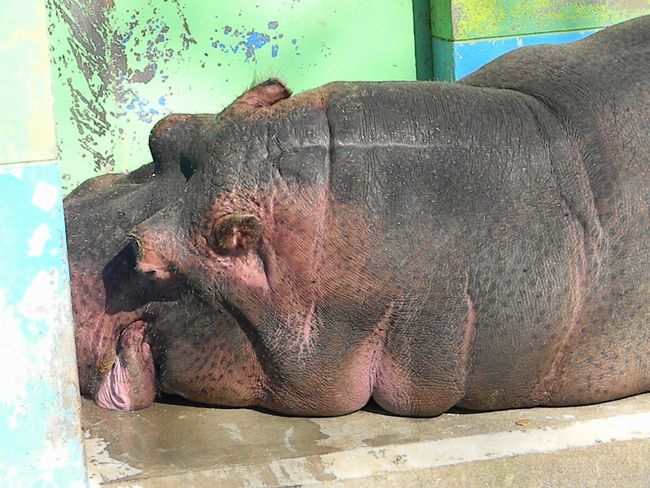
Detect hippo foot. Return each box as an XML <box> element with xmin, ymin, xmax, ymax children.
<box><xmin>95</xmin><ymin>320</ymin><xmax>156</xmax><ymax>410</ymax></box>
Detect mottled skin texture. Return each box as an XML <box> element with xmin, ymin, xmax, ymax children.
<box><xmin>65</xmin><ymin>16</ymin><xmax>650</xmax><ymax>416</ymax></box>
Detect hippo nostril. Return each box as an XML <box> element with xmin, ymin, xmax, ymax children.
<box><xmin>127</xmin><ymin>239</ymin><xmax>140</xmax><ymax>262</ymax></box>
<box><xmin>139</xmin><ymin>266</ymin><xmax>172</xmax><ymax>282</ymax></box>
<box><xmin>132</xmin><ymin>240</ymin><xmax>173</xmax><ymax>281</ymax></box>
<box><xmin>127</xmin><ymin>208</ymin><xmax>183</xmax><ymax>282</ymax></box>
<box><xmin>136</xmin><ymin>259</ymin><xmax>170</xmax><ymax>280</ymax></box>
<box><xmin>179</xmin><ymin>156</ymin><xmax>198</xmax><ymax>181</ymax></box>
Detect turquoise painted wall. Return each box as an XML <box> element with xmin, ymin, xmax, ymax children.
<box><xmin>430</xmin><ymin>0</ymin><xmax>649</xmax><ymax>81</ymax></box>
<box><xmin>433</xmin><ymin>29</ymin><xmax>598</xmax><ymax>81</ymax></box>
<box><xmin>0</xmin><ymin>1</ymin><xmax>87</xmax><ymax>486</ymax></box>
<box><xmin>0</xmin><ymin>164</ymin><xmax>86</xmax><ymax>488</ymax></box>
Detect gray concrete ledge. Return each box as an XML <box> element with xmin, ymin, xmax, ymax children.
<box><xmin>82</xmin><ymin>393</ymin><xmax>650</xmax><ymax>487</ymax></box>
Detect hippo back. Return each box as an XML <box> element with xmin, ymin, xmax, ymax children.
<box><xmin>461</xmin><ymin>16</ymin><xmax>650</xmax><ymax>406</ymax></box>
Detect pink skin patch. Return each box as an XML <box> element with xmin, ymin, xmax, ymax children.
<box><xmin>95</xmin><ymin>320</ymin><xmax>156</xmax><ymax>411</ymax></box>
<box><xmin>132</xmin><ymin>184</ymin><xmax>397</xmax><ymax>414</ymax></box>
<box><xmin>337</xmin><ymin>305</ymin><xmax>392</xmax><ymax>412</ymax></box>
<box><xmin>69</xmin><ymin>265</ymin><xmax>146</xmax><ymax>399</ymax></box>
<box><xmin>221</xmin><ymin>252</ymin><xmax>269</xmax><ymax>291</ymax></box>
<box><xmin>459</xmin><ymin>278</ymin><xmax>477</xmax><ymax>391</ymax></box>
<box><xmin>372</xmin><ymin>351</ymin><xmax>413</xmax><ymax>414</ymax></box>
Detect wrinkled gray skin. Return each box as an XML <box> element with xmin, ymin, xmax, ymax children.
<box><xmin>65</xmin><ymin>16</ymin><xmax>650</xmax><ymax>416</ymax></box>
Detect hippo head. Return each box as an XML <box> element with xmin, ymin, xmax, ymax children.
<box><xmin>66</xmin><ymin>80</ymin><xmax>392</xmax><ymax>414</ymax></box>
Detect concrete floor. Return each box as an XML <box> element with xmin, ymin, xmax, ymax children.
<box><xmin>83</xmin><ymin>393</ymin><xmax>650</xmax><ymax>487</ymax></box>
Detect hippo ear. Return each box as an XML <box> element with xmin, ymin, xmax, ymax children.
<box><xmin>211</xmin><ymin>214</ymin><xmax>262</xmax><ymax>255</ymax></box>
<box><xmin>232</xmin><ymin>78</ymin><xmax>291</xmax><ymax>111</ymax></box>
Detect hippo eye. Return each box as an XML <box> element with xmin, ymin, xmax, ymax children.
<box><xmin>211</xmin><ymin>214</ymin><xmax>262</xmax><ymax>255</ymax></box>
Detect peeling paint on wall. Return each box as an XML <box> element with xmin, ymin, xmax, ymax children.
<box><xmin>0</xmin><ymin>163</ymin><xmax>86</xmax><ymax>487</ymax></box>
<box><xmin>47</xmin><ymin>0</ymin><xmax>116</xmax><ymax>173</ymax></box>
<box><xmin>46</xmin><ymin>0</ymin><xmax>417</xmax><ymax>194</ymax></box>
<box><xmin>210</xmin><ymin>22</ymin><xmax>285</xmax><ymax>61</ymax></box>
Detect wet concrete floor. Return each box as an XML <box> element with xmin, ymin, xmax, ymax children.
<box><xmin>82</xmin><ymin>393</ymin><xmax>650</xmax><ymax>487</ymax></box>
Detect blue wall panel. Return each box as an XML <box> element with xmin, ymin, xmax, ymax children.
<box><xmin>0</xmin><ymin>162</ymin><xmax>87</xmax><ymax>487</ymax></box>
<box><xmin>433</xmin><ymin>29</ymin><xmax>598</xmax><ymax>81</ymax></box>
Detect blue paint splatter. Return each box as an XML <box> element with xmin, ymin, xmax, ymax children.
<box><xmin>246</xmin><ymin>31</ymin><xmax>270</xmax><ymax>49</ymax></box>
<box><xmin>124</xmin><ymin>95</ymin><xmax>162</xmax><ymax>123</ymax></box>
<box><xmin>215</xmin><ymin>24</ymin><xmax>286</xmax><ymax>61</ymax></box>
<box><xmin>244</xmin><ymin>31</ymin><xmax>271</xmax><ymax>60</ymax></box>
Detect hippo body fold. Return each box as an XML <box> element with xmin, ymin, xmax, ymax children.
<box><xmin>65</xmin><ymin>16</ymin><xmax>650</xmax><ymax>416</ymax></box>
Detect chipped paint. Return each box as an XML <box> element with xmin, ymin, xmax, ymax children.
<box><xmin>46</xmin><ymin>0</ymin><xmax>417</xmax><ymax>194</ymax></box>
<box><xmin>32</xmin><ymin>181</ymin><xmax>59</xmax><ymax>211</ymax></box>
<box><xmin>27</xmin><ymin>224</ymin><xmax>53</xmax><ymax>257</ymax></box>
<box><xmin>210</xmin><ymin>24</ymin><xmax>281</xmax><ymax>61</ymax></box>
<box><xmin>44</xmin><ymin>1</ymin><xmax>649</xmax><ymax>192</ymax></box>
<box><xmin>2</xmin><ymin>3</ymin><xmax>85</xmax><ymax>485</ymax></box>
<box><xmin>0</xmin><ymin>162</ymin><xmax>86</xmax><ymax>486</ymax></box>
<box><xmin>84</xmin><ymin>431</ymin><xmax>142</xmax><ymax>484</ymax></box>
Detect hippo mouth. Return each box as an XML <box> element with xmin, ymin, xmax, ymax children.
<box><xmin>89</xmin><ymin>242</ymin><xmax>184</xmax><ymax>410</ymax></box>
<box><xmin>70</xmin><ymin>240</ymin><xmax>186</xmax><ymax>411</ymax></box>
<box><xmin>95</xmin><ymin>317</ymin><xmax>156</xmax><ymax>410</ymax></box>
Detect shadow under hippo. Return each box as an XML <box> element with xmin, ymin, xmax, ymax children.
<box><xmin>64</xmin><ymin>16</ymin><xmax>650</xmax><ymax>416</ymax></box>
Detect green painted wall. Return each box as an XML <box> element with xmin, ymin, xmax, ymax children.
<box><xmin>432</xmin><ymin>0</ymin><xmax>650</xmax><ymax>40</ymax></box>
<box><xmin>47</xmin><ymin>0</ymin><xmax>418</xmax><ymax>194</ymax></box>
<box><xmin>45</xmin><ymin>1</ymin><xmax>650</xmax><ymax>192</ymax></box>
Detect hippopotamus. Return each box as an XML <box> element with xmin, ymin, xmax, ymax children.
<box><xmin>64</xmin><ymin>16</ymin><xmax>650</xmax><ymax>416</ymax></box>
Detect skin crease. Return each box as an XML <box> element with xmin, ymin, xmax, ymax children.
<box><xmin>65</xmin><ymin>16</ymin><xmax>650</xmax><ymax>415</ymax></box>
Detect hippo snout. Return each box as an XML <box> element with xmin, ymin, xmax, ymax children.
<box><xmin>130</xmin><ymin>207</ymin><xmax>185</xmax><ymax>281</ymax></box>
